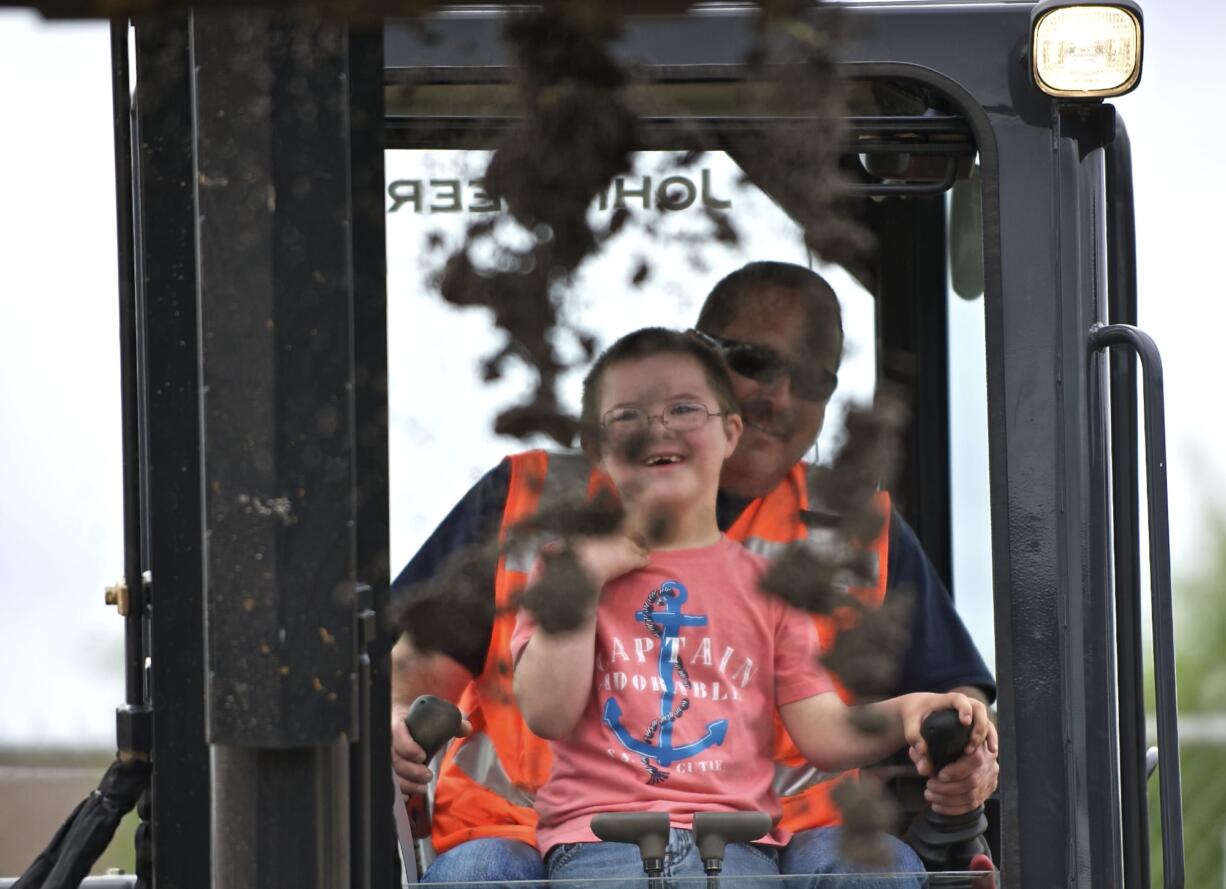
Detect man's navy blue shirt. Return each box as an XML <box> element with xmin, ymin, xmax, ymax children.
<box><xmin>392</xmin><ymin>458</ymin><xmax>995</xmax><ymax>702</ymax></box>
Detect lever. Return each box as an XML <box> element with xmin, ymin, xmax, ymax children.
<box><xmin>401</xmin><ymin>695</ymin><xmax>463</xmax><ymax>879</ymax></box>
<box><xmin>591</xmin><ymin>811</ymin><xmax>671</xmax><ymax>878</ymax></box>
<box><xmin>902</xmin><ymin>708</ymin><xmax>991</xmax><ymax>872</ymax></box>
<box><xmin>922</xmin><ymin>708</ymin><xmax>973</xmax><ymax>770</ymax></box>
<box><xmin>692</xmin><ymin>811</ymin><xmax>772</xmax><ymax>875</ymax></box>
<box><xmin>404</xmin><ymin>694</ymin><xmax>463</xmax><ymax>762</ymax></box>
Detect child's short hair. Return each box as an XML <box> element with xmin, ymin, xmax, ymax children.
<box><xmin>580</xmin><ymin>327</ymin><xmax>739</xmax><ymax>456</ymax></box>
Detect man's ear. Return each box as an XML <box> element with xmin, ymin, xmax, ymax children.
<box><xmin>579</xmin><ymin>426</ymin><xmax>605</xmax><ymax>466</ymax></box>
<box><xmin>722</xmin><ymin>412</ymin><xmax>744</xmax><ymax>458</ymax></box>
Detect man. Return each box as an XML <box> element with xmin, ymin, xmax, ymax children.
<box><xmin>391</xmin><ymin>261</ymin><xmax>998</xmax><ymax>882</ymax></box>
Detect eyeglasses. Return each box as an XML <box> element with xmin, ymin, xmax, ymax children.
<box><xmin>600</xmin><ymin>401</ymin><xmax>725</xmax><ymax>439</ymax></box>
<box><xmin>691</xmin><ymin>329</ymin><xmax>838</xmax><ymax>404</ymax></box>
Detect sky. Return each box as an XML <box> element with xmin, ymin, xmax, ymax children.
<box><xmin>1</xmin><ymin>1</ymin><xmax>1223</xmax><ymax>747</ymax></box>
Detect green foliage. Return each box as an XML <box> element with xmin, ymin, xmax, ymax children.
<box><xmin>1171</xmin><ymin>505</ymin><xmax>1226</xmax><ymax>713</ymax></box>
<box><xmin>1149</xmin><ymin>746</ymin><xmax>1226</xmax><ymax>889</ymax></box>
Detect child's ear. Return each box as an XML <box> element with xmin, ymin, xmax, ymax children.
<box><xmin>722</xmin><ymin>412</ymin><xmax>743</xmax><ymax>458</ymax></box>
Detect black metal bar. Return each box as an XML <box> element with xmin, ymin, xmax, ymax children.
<box><xmin>1055</xmin><ymin>103</ymin><xmax>1123</xmax><ymax>887</ymax></box>
<box><xmin>872</xmin><ymin>195</ymin><xmax>953</xmax><ymax>590</ymax></box>
<box><xmin>193</xmin><ymin>8</ymin><xmax>356</xmax><ymax>753</ymax></box>
<box><xmin>851</xmin><ymin>157</ymin><xmax>959</xmax><ymax>197</ymax></box>
<box><xmin>133</xmin><ymin>15</ymin><xmax>213</xmax><ymax>882</ymax></box>
<box><xmin>109</xmin><ymin>24</ymin><xmax>155</xmax><ymax>882</ymax></box>
<box><xmin>384</xmin><ymin>114</ymin><xmax>974</xmax><ymax>151</ymax></box>
<box><xmin>348</xmin><ymin>22</ymin><xmax>394</xmax><ymax>889</ymax></box>
<box><xmin>851</xmin><ymin>142</ymin><xmax>977</xmax><ymax>156</ymax></box>
<box><xmin>847</xmin><ymin>114</ymin><xmax>972</xmax><ymax>135</ymax></box>
<box><xmin>109</xmin><ymin>15</ymin><xmax>146</xmax><ymax>719</ymax></box>
<box><xmin>0</xmin><ymin>879</ymin><xmax>137</xmax><ymax>889</ymax></box>
<box><xmin>190</xmin><ymin>13</ymin><xmax>359</xmax><ymax>887</ymax></box>
<box><xmin>351</xmin><ymin>585</ymin><xmax>375</xmax><ymax>889</ymax></box>
<box><xmin>1105</xmin><ymin>113</ymin><xmax>1149</xmax><ymax>889</ymax></box>
<box><xmin>1088</xmin><ymin>322</ymin><xmax>1185</xmax><ymax>889</ymax></box>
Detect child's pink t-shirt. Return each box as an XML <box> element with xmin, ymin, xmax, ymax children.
<box><xmin>510</xmin><ymin>535</ymin><xmax>832</xmax><ymax>852</ymax></box>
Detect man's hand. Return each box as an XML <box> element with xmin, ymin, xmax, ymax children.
<box><xmin>389</xmin><ymin>638</ymin><xmax>475</xmax><ymax>799</ymax></box>
<box><xmin>906</xmin><ymin>685</ymin><xmax>999</xmax><ymax>815</ymax></box>
<box><xmin>910</xmin><ymin>738</ymin><xmax>999</xmax><ymax>815</ymax></box>
<box><xmin>390</xmin><ymin>703</ymin><xmax>473</xmax><ymax>798</ymax></box>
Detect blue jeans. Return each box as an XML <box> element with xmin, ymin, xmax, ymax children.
<box><xmin>421</xmin><ymin>837</ymin><xmax>546</xmax><ymax>884</ymax></box>
<box><xmin>419</xmin><ymin>829</ymin><xmax>924</xmax><ymax>888</ymax></box>
<box><xmin>781</xmin><ymin>827</ymin><xmax>925</xmax><ymax>889</ymax></box>
<box><xmin>546</xmin><ymin>827</ymin><xmax>779</xmax><ymax>887</ymax></box>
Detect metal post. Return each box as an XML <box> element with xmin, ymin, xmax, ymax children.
<box><xmin>347</xmin><ymin>26</ymin><xmax>392</xmax><ymax>889</ymax></box>
<box><xmin>190</xmin><ymin>13</ymin><xmax>359</xmax><ymax>889</ymax></box>
<box><xmin>1105</xmin><ymin>114</ymin><xmax>1150</xmax><ymax>889</ymax></box>
<box><xmin>872</xmin><ymin>195</ymin><xmax>954</xmax><ymax>590</ymax></box>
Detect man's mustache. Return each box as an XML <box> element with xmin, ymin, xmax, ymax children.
<box><xmin>739</xmin><ymin>399</ymin><xmax>796</xmax><ymax>439</ymax></box>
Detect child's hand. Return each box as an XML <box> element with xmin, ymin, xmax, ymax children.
<box><xmin>573</xmin><ymin>534</ymin><xmax>649</xmax><ymax>587</ymax></box>
<box><xmin>902</xmin><ymin>692</ymin><xmax>997</xmax><ymax>778</ymax></box>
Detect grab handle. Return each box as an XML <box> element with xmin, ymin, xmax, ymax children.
<box><xmin>1088</xmin><ymin>323</ymin><xmax>1184</xmax><ymax>889</ymax></box>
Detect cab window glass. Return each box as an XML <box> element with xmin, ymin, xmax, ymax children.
<box><xmin>385</xmin><ymin>148</ymin><xmax>877</xmax><ymax>565</ymax></box>
<box><xmin>946</xmin><ymin>165</ymin><xmax>995</xmax><ymax>671</ymax></box>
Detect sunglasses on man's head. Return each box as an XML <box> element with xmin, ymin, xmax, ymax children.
<box><xmin>691</xmin><ymin>329</ymin><xmax>838</xmax><ymax>404</ymax></box>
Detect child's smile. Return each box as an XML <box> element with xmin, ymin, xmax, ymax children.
<box><xmin>595</xmin><ymin>353</ymin><xmax>742</xmax><ymax>547</ymax></box>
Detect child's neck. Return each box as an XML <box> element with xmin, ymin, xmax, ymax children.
<box><xmin>625</xmin><ymin>500</ymin><xmax>721</xmax><ymax>551</ymax></box>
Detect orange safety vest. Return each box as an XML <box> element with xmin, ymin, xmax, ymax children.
<box><xmin>429</xmin><ymin>449</ymin><xmax>890</xmax><ymax>853</ymax></box>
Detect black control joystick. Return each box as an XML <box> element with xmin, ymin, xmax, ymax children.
<box><xmin>692</xmin><ymin>812</ymin><xmax>771</xmax><ymax>889</ymax></box>
<box><xmin>401</xmin><ymin>695</ymin><xmax>463</xmax><ymax>875</ymax></box>
<box><xmin>591</xmin><ymin>812</ymin><xmax>671</xmax><ymax>888</ymax></box>
<box><xmin>404</xmin><ymin>694</ymin><xmax>463</xmax><ymax>763</ymax></box>
<box><xmin>902</xmin><ymin>708</ymin><xmax>991</xmax><ymax>872</ymax></box>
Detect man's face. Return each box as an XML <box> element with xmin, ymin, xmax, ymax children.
<box><xmin>708</xmin><ymin>288</ymin><xmax>841</xmax><ymax>498</ymax></box>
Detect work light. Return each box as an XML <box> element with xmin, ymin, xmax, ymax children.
<box><xmin>1031</xmin><ymin>0</ymin><xmax>1143</xmax><ymax>98</ymax></box>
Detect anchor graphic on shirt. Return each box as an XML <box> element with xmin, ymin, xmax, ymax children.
<box><xmin>602</xmin><ymin>580</ymin><xmax>728</xmax><ymax>767</ymax></box>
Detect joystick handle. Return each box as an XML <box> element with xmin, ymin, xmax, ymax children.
<box><xmin>401</xmin><ymin>695</ymin><xmax>462</xmax><ymax>843</ymax></box>
<box><xmin>692</xmin><ymin>812</ymin><xmax>772</xmax><ymax>875</ymax></box>
<box><xmin>903</xmin><ymin>708</ymin><xmax>991</xmax><ymax>872</ymax></box>
<box><xmin>591</xmin><ymin>812</ymin><xmax>671</xmax><ymax>876</ymax></box>
<box><xmin>923</xmin><ymin>707</ymin><xmax>973</xmax><ymax>772</ymax></box>
<box><xmin>404</xmin><ymin>695</ymin><xmax>462</xmax><ymax>762</ymax></box>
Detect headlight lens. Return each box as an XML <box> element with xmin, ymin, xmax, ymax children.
<box><xmin>1033</xmin><ymin>5</ymin><xmax>1142</xmax><ymax>98</ymax></box>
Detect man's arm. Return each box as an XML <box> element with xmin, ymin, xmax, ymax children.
<box><xmin>887</xmin><ymin>509</ymin><xmax>996</xmax><ymax>702</ymax></box>
<box><xmin>951</xmin><ymin>685</ymin><xmax>989</xmax><ymax>706</ymax></box>
<box><xmin>886</xmin><ymin>509</ymin><xmax>999</xmax><ymax>812</ymax></box>
<box><xmin>390</xmin><ymin>636</ymin><xmax>473</xmax><ymax>797</ymax></box>
<box><xmin>388</xmin><ymin>461</ymin><xmax>511</xmax><ymax>798</ymax></box>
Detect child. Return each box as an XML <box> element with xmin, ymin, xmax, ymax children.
<box><xmin>510</xmin><ymin>327</ymin><xmax>994</xmax><ymax>882</ymax></box>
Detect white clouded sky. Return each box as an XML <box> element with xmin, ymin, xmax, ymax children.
<box><xmin>1</xmin><ymin>2</ymin><xmax>1223</xmax><ymax>746</ymax></box>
